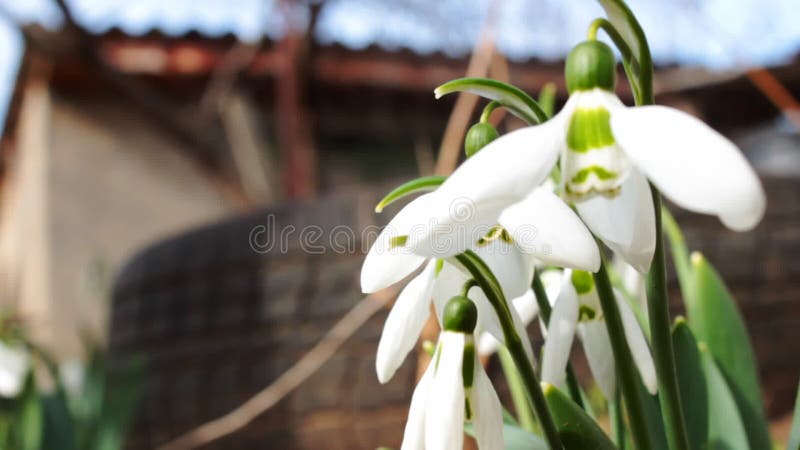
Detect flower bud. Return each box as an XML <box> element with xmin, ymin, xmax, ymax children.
<box><xmin>565</xmin><ymin>40</ymin><xmax>616</xmax><ymax>94</ymax></box>
<box><xmin>442</xmin><ymin>296</ymin><xmax>478</xmax><ymax>333</ymax></box>
<box><xmin>464</xmin><ymin>122</ymin><xmax>499</xmax><ymax>157</ymax></box>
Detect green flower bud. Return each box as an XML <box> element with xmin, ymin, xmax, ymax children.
<box><xmin>565</xmin><ymin>40</ymin><xmax>617</xmax><ymax>94</ymax></box>
<box><xmin>464</xmin><ymin>122</ymin><xmax>499</xmax><ymax>157</ymax></box>
<box><xmin>442</xmin><ymin>295</ymin><xmax>478</xmax><ymax>333</ymax></box>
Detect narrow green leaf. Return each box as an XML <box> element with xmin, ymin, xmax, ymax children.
<box><xmin>17</xmin><ymin>374</ymin><xmax>43</xmax><ymax>450</ymax></box>
<box><xmin>374</xmin><ymin>176</ymin><xmax>445</xmax><ymax>212</ymax></box>
<box><xmin>688</xmin><ymin>253</ymin><xmax>771</xmax><ymax>450</ymax></box>
<box><xmin>672</xmin><ymin>318</ymin><xmax>708</xmax><ymax>450</ymax></box>
<box><xmin>662</xmin><ymin>207</ymin><xmax>692</xmax><ymax>302</ymax></box>
<box><xmin>787</xmin><ymin>378</ymin><xmax>800</xmax><ymax>450</ymax></box>
<box><xmin>596</xmin><ymin>0</ymin><xmax>654</xmax><ymax>103</ymax></box>
<box><xmin>41</xmin><ymin>393</ymin><xmax>78</xmax><ymax>450</ymax></box>
<box><xmin>542</xmin><ymin>383</ymin><xmax>617</xmax><ymax>450</ymax></box>
<box><xmin>434</xmin><ymin>77</ymin><xmax>547</xmax><ymax>125</ymax></box>
<box><xmin>700</xmin><ymin>344</ymin><xmax>749</xmax><ymax>450</ymax></box>
<box><xmin>538</xmin><ymin>82</ymin><xmax>557</xmax><ymax>118</ymax></box>
<box><xmin>638</xmin><ymin>382</ymin><xmax>670</xmax><ymax>450</ymax></box>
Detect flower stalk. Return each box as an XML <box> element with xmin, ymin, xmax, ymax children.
<box><xmin>646</xmin><ymin>188</ymin><xmax>691</xmax><ymax>450</ymax></box>
<box><xmin>455</xmin><ymin>250</ymin><xmax>563</xmax><ymax>450</ymax></box>
<box><xmin>592</xmin><ymin>256</ymin><xmax>653</xmax><ymax>450</ymax></box>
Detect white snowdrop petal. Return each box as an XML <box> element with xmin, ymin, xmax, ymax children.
<box><xmin>512</xmin><ymin>289</ymin><xmax>539</xmax><ymax>327</ymax></box>
<box><xmin>409</xmin><ymin>108</ymin><xmax>574</xmax><ymax>258</ymax></box>
<box><xmin>0</xmin><ymin>341</ymin><xmax>30</xmax><ymax>398</ymax></box>
<box><xmin>616</xmin><ymin>291</ymin><xmax>658</xmax><ymax>394</ymax></box>
<box><xmin>426</xmin><ymin>332</ymin><xmax>466</xmax><ymax>450</ymax></box>
<box><xmin>376</xmin><ymin>260</ymin><xmax>438</xmax><ymax>383</ymax></box>
<box><xmin>576</xmin><ymin>168</ymin><xmax>656</xmax><ymax>273</ymax></box>
<box><xmin>474</xmin><ymin>241</ymin><xmax>535</xmax><ymax>300</ymax></box>
<box><xmin>500</xmin><ymin>187</ymin><xmax>601</xmax><ymax>272</ymax></box>
<box><xmin>541</xmin><ymin>276</ymin><xmax>579</xmax><ymax>388</ymax></box>
<box><xmin>579</xmin><ymin>321</ymin><xmax>617</xmax><ymax>399</ymax></box>
<box><xmin>611</xmin><ymin>105</ymin><xmax>766</xmax><ymax>231</ymax></box>
<box><xmin>472</xmin><ymin>363</ymin><xmax>505</xmax><ymax>450</ymax></box>
<box><xmin>400</xmin><ymin>361</ymin><xmax>435</xmax><ymax>450</ymax></box>
<box><xmin>360</xmin><ymin>194</ymin><xmax>434</xmax><ymax>293</ymax></box>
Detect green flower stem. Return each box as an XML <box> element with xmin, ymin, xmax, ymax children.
<box><xmin>455</xmin><ymin>251</ymin><xmax>563</xmax><ymax>449</ymax></box>
<box><xmin>593</xmin><ymin>257</ymin><xmax>652</xmax><ymax>450</ymax></box>
<box><xmin>609</xmin><ymin>396</ymin><xmax>628</xmax><ymax>450</ymax></box>
<box><xmin>532</xmin><ymin>272</ymin><xmax>585</xmax><ymax>409</ymax></box>
<box><xmin>480</xmin><ymin>100</ymin><xmax>502</xmax><ymax>124</ymax></box>
<box><xmin>646</xmin><ymin>187</ymin><xmax>691</xmax><ymax>450</ymax></box>
<box><xmin>661</xmin><ymin>207</ymin><xmax>692</xmax><ymax>297</ymax></box>
<box><xmin>497</xmin><ymin>346</ymin><xmax>538</xmax><ymax>433</ymax></box>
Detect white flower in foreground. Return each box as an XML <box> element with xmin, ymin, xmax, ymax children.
<box><xmin>541</xmin><ymin>269</ymin><xmax>657</xmax><ymax>398</ymax></box>
<box><xmin>364</xmin><ymin>193</ymin><xmax>539</xmax><ymax>383</ymax></box>
<box><xmin>0</xmin><ymin>340</ymin><xmax>31</xmax><ymax>398</ymax></box>
<box><xmin>402</xmin><ymin>297</ymin><xmax>503</xmax><ymax>450</ymax></box>
<box><xmin>419</xmin><ymin>40</ymin><xmax>765</xmax><ymax>273</ymax></box>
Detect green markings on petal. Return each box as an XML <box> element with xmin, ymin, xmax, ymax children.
<box><xmin>578</xmin><ymin>305</ymin><xmax>597</xmax><ymax>321</ymax></box>
<box><xmin>569</xmin><ymin>165</ymin><xmax>618</xmax><ymax>184</ymax></box>
<box><xmin>477</xmin><ymin>225</ymin><xmax>513</xmax><ymax>246</ymax></box>
<box><xmin>389</xmin><ymin>235</ymin><xmax>408</xmax><ymax>248</ymax></box>
<box><xmin>374</xmin><ymin>175</ymin><xmax>446</xmax><ymax>213</ymax></box>
<box><xmin>462</xmin><ymin>341</ymin><xmax>476</xmax><ymax>388</ymax></box>
<box><xmin>566</xmin><ymin>107</ymin><xmax>615</xmax><ymax>153</ymax></box>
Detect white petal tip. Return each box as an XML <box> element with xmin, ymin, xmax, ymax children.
<box><xmin>433</xmin><ymin>89</ymin><xmax>443</xmax><ymax>99</ymax></box>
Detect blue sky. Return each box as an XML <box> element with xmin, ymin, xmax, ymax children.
<box><xmin>1</xmin><ymin>0</ymin><xmax>799</xmax><ymax>128</ymax></box>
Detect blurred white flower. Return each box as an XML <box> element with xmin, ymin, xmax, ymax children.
<box><xmin>0</xmin><ymin>340</ymin><xmax>30</xmax><ymax>398</ymax></box>
<box><xmin>59</xmin><ymin>359</ymin><xmax>86</xmax><ymax>398</ymax></box>
<box><xmin>541</xmin><ymin>269</ymin><xmax>657</xmax><ymax>398</ymax></box>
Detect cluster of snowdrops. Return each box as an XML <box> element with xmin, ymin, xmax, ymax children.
<box><xmin>357</xmin><ymin>2</ymin><xmax>798</xmax><ymax>450</ymax></box>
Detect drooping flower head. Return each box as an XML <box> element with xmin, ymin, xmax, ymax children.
<box><xmin>401</xmin><ymin>296</ymin><xmax>503</xmax><ymax>450</ymax></box>
<box><xmin>412</xmin><ymin>39</ymin><xmax>764</xmax><ymax>274</ymax></box>
<box><xmin>541</xmin><ymin>269</ymin><xmax>656</xmax><ymax>398</ymax></box>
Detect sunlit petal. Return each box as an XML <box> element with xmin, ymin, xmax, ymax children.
<box><xmin>541</xmin><ymin>275</ymin><xmax>579</xmax><ymax>388</ymax></box>
<box><xmin>360</xmin><ymin>194</ymin><xmax>433</xmax><ymax>293</ymax></box>
<box><xmin>579</xmin><ymin>321</ymin><xmax>617</xmax><ymax>399</ymax></box>
<box><xmin>616</xmin><ymin>290</ymin><xmax>657</xmax><ymax>394</ymax></box>
<box><xmin>400</xmin><ymin>360</ymin><xmax>434</xmax><ymax>450</ymax></box>
<box><xmin>472</xmin><ymin>363</ymin><xmax>504</xmax><ymax>450</ymax></box>
<box><xmin>426</xmin><ymin>332</ymin><xmax>466</xmax><ymax>450</ymax></box>
<box><xmin>376</xmin><ymin>260</ymin><xmax>438</xmax><ymax>383</ymax></box>
<box><xmin>611</xmin><ymin>105</ymin><xmax>766</xmax><ymax>231</ymax></box>
<box><xmin>576</xmin><ymin>168</ymin><xmax>655</xmax><ymax>272</ymax></box>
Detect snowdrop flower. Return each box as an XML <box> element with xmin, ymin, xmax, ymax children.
<box><xmin>365</xmin><ymin>193</ymin><xmax>542</xmax><ymax>383</ymax></box>
<box><xmin>415</xmin><ymin>39</ymin><xmax>764</xmax><ymax>273</ymax></box>
<box><xmin>402</xmin><ymin>296</ymin><xmax>502</xmax><ymax>450</ymax></box>
<box><xmin>542</xmin><ymin>269</ymin><xmax>656</xmax><ymax>398</ymax></box>
<box><xmin>0</xmin><ymin>340</ymin><xmax>30</xmax><ymax>398</ymax></box>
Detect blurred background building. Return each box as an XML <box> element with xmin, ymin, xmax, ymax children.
<box><xmin>0</xmin><ymin>0</ymin><xmax>797</xmax><ymax>448</ymax></box>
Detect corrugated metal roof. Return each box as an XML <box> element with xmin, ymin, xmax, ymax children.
<box><xmin>0</xmin><ymin>0</ymin><xmax>798</xmax><ymax>128</ymax></box>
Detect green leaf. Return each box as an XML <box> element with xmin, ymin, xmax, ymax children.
<box><xmin>92</xmin><ymin>356</ymin><xmax>145</xmax><ymax>450</ymax></box>
<box><xmin>787</xmin><ymin>379</ymin><xmax>800</xmax><ymax>450</ymax></box>
<box><xmin>17</xmin><ymin>373</ymin><xmax>43</xmax><ymax>450</ymax></box>
<box><xmin>662</xmin><ymin>208</ymin><xmax>692</xmax><ymax>302</ymax></box>
<box><xmin>465</xmin><ymin>422</ymin><xmax>547</xmax><ymax>450</ymax></box>
<box><xmin>538</xmin><ymin>82</ymin><xmax>557</xmax><ymax>118</ymax></box>
<box><xmin>672</xmin><ymin>318</ymin><xmax>708</xmax><ymax>450</ymax></box>
<box><xmin>700</xmin><ymin>344</ymin><xmax>749</xmax><ymax>450</ymax></box>
<box><xmin>434</xmin><ymin>77</ymin><xmax>547</xmax><ymax>125</ymax></box>
<box><xmin>542</xmin><ymin>383</ymin><xmax>617</xmax><ymax>450</ymax></box>
<box><xmin>596</xmin><ymin>0</ymin><xmax>654</xmax><ymax>103</ymax></box>
<box><xmin>41</xmin><ymin>392</ymin><xmax>78</xmax><ymax>450</ymax></box>
<box><xmin>688</xmin><ymin>253</ymin><xmax>770</xmax><ymax>450</ymax></box>
<box><xmin>374</xmin><ymin>176</ymin><xmax>445</xmax><ymax>213</ymax></box>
